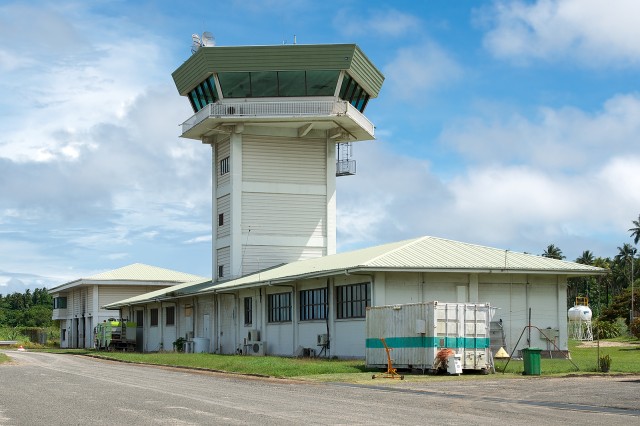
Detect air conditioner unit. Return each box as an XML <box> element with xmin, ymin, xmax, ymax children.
<box><xmin>247</xmin><ymin>329</ymin><xmax>260</xmax><ymax>342</ymax></box>
<box><xmin>317</xmin><ymin>334</ymin><xmax>328</xmax><ymax>346</ymax></box>
<box><xmin>246</xmin><ymin>341</ymin><xmax>265</xmax><ymax>356</ymax></box>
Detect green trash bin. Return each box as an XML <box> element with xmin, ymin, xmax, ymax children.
<box><xmin>522</xmin><ymin>348</ymin><xmax>542</xmax><ymax>375</ymax></box>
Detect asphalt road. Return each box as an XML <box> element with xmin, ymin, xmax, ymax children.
<box><xmin>1</xmin><ymin>350</ymin><xmax>639</xmax><ymax>425</ymax></box>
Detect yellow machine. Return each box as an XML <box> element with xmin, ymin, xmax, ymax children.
<box><xmin>372</xmin><ymin>338</ymin><xmax>404</xmax><ymax>380</ymax></box>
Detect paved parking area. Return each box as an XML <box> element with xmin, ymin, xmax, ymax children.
<box><xmin>1</xmin><ymin>351</ymin><xmax>638</xmax><ymax>425</ymax></box>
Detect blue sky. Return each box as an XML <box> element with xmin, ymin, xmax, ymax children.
<box><xmin>1</xmin><ymin>0</ymin><xmax>639</xmax><ymax>294</ymax></box>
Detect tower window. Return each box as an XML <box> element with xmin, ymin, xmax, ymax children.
<box><xmin>218</xmin><ymin>265</ymin><xmax>224</xmax><ymax>278</ymax></box>
<box><xmin>244</xmin><ymin>297</ymin><xmax>253</xmax><ymax>326</ymax></box>
<box><xmin>220</xmin><ymin>156</ymin><xmax>230</xmax><ymax>175</ymax></box>
<box><xmin>218</xmin><ymin>213</ymin><xmax>224</xmax><ymax>226</ymax></box>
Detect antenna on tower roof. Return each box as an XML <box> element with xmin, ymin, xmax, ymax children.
<box><xmin>191</xmin><ymin>31</ymin><xmax>215</xmax><ymax>54</ymax></box>
<box><xmin>202</xmin><ymin>32</ymin><xmax>215</xmax><ymax>47</ymax></box>
<box><xmin>191</xmin><ymin>34</ymin><xmax>202</xmax><ymax>54</ymax></box>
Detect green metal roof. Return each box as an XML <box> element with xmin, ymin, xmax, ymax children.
<box><xmin>199</xmin><ymin>236</ymin><xmax>607</xmax><ymax>292</ymax></box>
<box><xmin>172</xmin><ymin>44</ymin><xmax>384</xmax><ymax>98</ymax></box>
<box><xmin>102</xmin><ymin>278</ymin><xmax>212</xmax><ymax>309</ymax></box>
<box><xmin>48</xmin><ymin>263</ymin><xmax>208</xmax><ymax>293</ymax></box>
<box><xmin>102</xmin><ymin>237</ymin><xmax>606</xmax><ymax>307</ymax></box>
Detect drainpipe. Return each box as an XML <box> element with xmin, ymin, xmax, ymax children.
<box><xmin>159</xmin><ymin>301</ymin><xmax>164</xmax><ymax>352</ymax></box>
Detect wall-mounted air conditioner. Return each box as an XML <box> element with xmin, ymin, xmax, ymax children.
<box><xmin>246</xmin><ymin>341</ymin><xmax>265</xmax><ymax>356</ymax></box>
<box><xmin>317</xmin><ymin>334</ymin><xmax>328</xmax><ymax>346</ymax></box>
<box><xmin>247</xmin><ymin>329</ymin><xmax>260</xmax><ymax>341</ymax></box>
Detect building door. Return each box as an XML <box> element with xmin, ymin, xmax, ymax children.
<box><xmin>203</xmin><ymin>314</ymin><xmax>210</xmax><ymax>339</ymax></box>
<box><xmin>135</xmin><ymin>310</ymin><xmax>144</xmax><ymax>352</ymax></box>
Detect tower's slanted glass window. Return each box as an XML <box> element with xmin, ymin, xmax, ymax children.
<box><xmin>218</xmin><ymin>72</ymin><xmax>251</xmax><ymax>98</ymax></box>
<box><xmin>277</xmin><ymin>71</ymin><xmax>306</xmax><ymax>97</ymax></box>
<box><xmin>188</xmin><ymin>75</ymin><xmax>220</xmax><ymax>112</ymax></box>
<box><xmin>338</xmin><ymin>73</ymin><xmax>370</xmax><ymax>113</ymax></box>
<box><xmin>306</xmin><ymin>70</ymin><xmax>339</xmax><ymax>96</ymax></box>
<box><xmin>251</xmin><ymin>71</ymin><xmax>278</xmax><ymax>97</ymax></box>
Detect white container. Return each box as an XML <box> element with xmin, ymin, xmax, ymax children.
<box><xmin>192</xmin><ymin>337</ymin><xmax>210</xmax><ymax>353</ymax></box>
<box><xmin>568</xmin><ymin>306</ymin><xmax>592</xmax><ymax>321</ymax></box>
<box><xmin>447</xmin><ymin>354</ymin><xmax>463</xmax><ymax>375</ymax></box>
<box><xmin>365</xmin><ymin>301</ymin><xmax>495</xmax><ymax>372</ymax></box>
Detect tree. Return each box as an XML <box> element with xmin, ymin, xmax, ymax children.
<box><xmin>630</xmin><ymin>214</ymin><xmax>640</xmax><ymax>245</ymax></box>
<box><xmin>576</xmin><ymin>250</ymin><xmax>594</xmax><ymax>265</ymax></box>
<box><xmin>541</xmin><ymin>244</ymin><xmax>565</xmax><ymax>260</ymax></box>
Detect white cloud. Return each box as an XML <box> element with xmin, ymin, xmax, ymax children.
<box><xmin>337</xmin><ymin>92</ymin><xmax>640</xmax><ymax>260</ymax></box>
<box><xmin>479</xmin><ymin>0</ymin><xmax>640</xmax><ymax>66</ymax></box>
<box><xmin>185</xmin><ymin>235</ymin><xmax>212</xmax><ymax>244</ymax></box>
<box><xmin>441</xmin><ymin>94</ymin><xmax>640</xmax><ymax>172</ymax></box>
<box><xmin>0</xmin><ymin>2</ymin><xmax>213</xmax><ymax>285</ymax></box>
<box><xmin>383</xmin><ymin>42</ymin><xmax>462</xmax><ymax>100</ymax></box>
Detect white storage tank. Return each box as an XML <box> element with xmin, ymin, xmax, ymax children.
<box><xmin>192</xmin><ymin>337</ymin><xmax>210</xmax><ymax>353</ymax></box>
<box><xmin>365</xmin><ymin>301</ymin><xmax>496</xmax><ymax>372</ymax></box>
<box><xmin>568</xmin><ymin>306</ymin><xmax>592</xmax><ymax>321</ymax></box>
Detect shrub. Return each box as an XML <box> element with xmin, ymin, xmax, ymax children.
<box><xmin>593</xmin><ymin>320</ymin><xmax>620</xmax><ymax>339</ymax></box>
<box><xmin>599</xmin><ymin>354</ymin><xmax>612</xmax><ymax>372</ymax></box>
<box><xmin>630</xmin><ymin>318</ymin><xmax>640</xmax><ymax>339</ymax></box>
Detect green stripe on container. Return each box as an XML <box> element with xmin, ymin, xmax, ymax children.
<box><xmin>366</xmin><ymin>337</ymin><xmax>490</xmax><ymax>349</ymax></box>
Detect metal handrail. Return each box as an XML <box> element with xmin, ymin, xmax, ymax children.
<box><xmin>181</xmin><ymin>99</ymin><xmax>374</xmax><ymax>136</ymax></box>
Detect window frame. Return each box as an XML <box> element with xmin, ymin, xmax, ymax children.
<box><xmin>165</xmin><ymin>306</ymin><xmax>175</xmax><ymax>326</ymax></box>
<box><xmin>336</xmin><ymin>282</ymin><xmax>371</xmax><ymax>319</ymax></box>
<box><xmin>150</xmin><ymin>308</ymin><xmax>159</xmax><ymax>327</ymax></box>
<box><xmin>268</xmin><ymin>292</ymin><xmax>292</xmax><ymax>323</ymax></box>
<box><xmin>299</xmin><ymin>288</ymin><xmax>328</xmax><ymax>321</ymax></box>
<box><xmin>53</xmin><ymin>297</ymin><xmax>67</xmax><ymax>309</ymax></box>
<box><xmin>244</xmin><ymin>297</ymin><xmax>253</xmax><ymax>326</ymax></box>
<box><xmin>220</xmin><ymin>156</ymin><xmax>230</xmax><ymax>175</ymax></box>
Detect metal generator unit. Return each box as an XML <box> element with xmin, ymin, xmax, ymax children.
<box><xmin>94</xmin><ymin>320</ymin><xmax>137</xmax><ymax>351</ymax></box>
<box><xmin>366</xmin><ymin>301</ymin><xmax>496</xmax><ymax>373</ymax></box>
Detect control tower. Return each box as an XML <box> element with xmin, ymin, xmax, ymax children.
<box><xmin>172</xmin><ymin>42</ymin><xmax>384</xmax><ymax>281</ymax></box>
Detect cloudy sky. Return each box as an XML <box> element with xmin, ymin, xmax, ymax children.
<box><xmin>1</xmin><ymin>0</ymin><xmax>639</xmax><ymax>294</ymax></box>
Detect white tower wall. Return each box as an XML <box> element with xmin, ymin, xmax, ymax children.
<box><xmin>211</xmin><ymin>126</ymin><xmax>336</xmax><ymax>279</ymax></box>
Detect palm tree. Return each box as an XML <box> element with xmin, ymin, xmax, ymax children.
<box><xmin>629</xmin><ymin>214</ymin><xmax>640</xmax><ymax>245</ymax></box>
<box><xmin>614</xmin><ymin>243</ymin><xmax>637</xmax><ymax>264</ymax></box>
<box><xmin>576</xmin><ymin>250</ymin><xmax>594</xmax><ymax>265</ymax></box>
<box><xmin>541</xmin><ymin>244</ymin><xmax>565</xmax><ymax>260</ymax></box>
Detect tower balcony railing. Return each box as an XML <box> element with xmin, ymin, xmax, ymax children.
<box><xmin>181</xmin><ymin>99</ymin><xmax>374</xmax><ymax>138</ymax></box>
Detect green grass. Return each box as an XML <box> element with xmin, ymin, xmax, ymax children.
<box><xmin>0</xmin><ymin>353</ymin><xmax>10</xmax><ymax>364</ymax></box>
<box><xmin>86</xmin><ymin>352</ymin><xmax>369</xmax><ymax>377</ymax></box>
<box><xmin>494</xmin><ymin>339</ymin><xmax>640</xmax><ymax>375</ymax></box>
<box><xmin>30</xmin><ymin>338</ymin><xmax>640</xmax><ymax>380</ymax></box>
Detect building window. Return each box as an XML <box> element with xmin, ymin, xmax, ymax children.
<box><xmin>244</xmin><ymin>297</ymin><xmax>253</xmax><ymax>326</ymax></box>
<box><xmin>300</xmin><ymin>288</ymin><xmax>327</xmax><ymax>321</ymax></box>
<box><xmin>218</xmin><ymin>213</ymin><xmax>224</xmax><ymax>226</ymax></box>
<box><xmin>150</xmin><ymin>308</ymin><xmax>159</xmax><ymax>327</ymax></box>
<box><xmin>220</xmin><ymin>156</ymin><xmax>230</xmax><ymax>175</ymax></box>
<box><xmin>166</xmin><ymin>306</ymin><xmax>175</xmax><ymax>326</ymax></box>
<box><xmin>268</xmin><ymin>292</ymin><xmax>291</xmax><ymax>323</ymax></box>
<box><xmin>53</xmin><ymin>297</ymin><xmax>67</xmax><ymax>309</ymax></box>
<box><xmin>135</xmin><ymin>310</ymin><xmax>144</xmax><ymax>327</ymax></box>
<box><xmin>61</xmin><ymin>329</ymin><xmax>66</xmax><ymax>341</ymax></box>
<box><xmin>218</xmin><ymin>265</ymin><xmax>224</xmax><ymax>279</ymax></box>
<box><xmin>336</xmin><ymin>282</ymin><xmax>370</xmax><ymax>319</ymax></box>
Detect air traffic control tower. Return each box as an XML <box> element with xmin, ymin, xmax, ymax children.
<box><xmin>172</xmin><ymin>41</ymin><xmax>384</xmax><ymax>281</ymax></box>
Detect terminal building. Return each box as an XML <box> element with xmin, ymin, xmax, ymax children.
<box><xmin>100</xmin><ymin>40</ymin><xmax>604</xmax><ymax>360</ymax></box>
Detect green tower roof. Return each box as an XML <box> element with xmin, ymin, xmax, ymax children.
<box><xmin>172</xmin><ymin>43</ymin><xmax>384</xmax><ymax>98</ymax></box>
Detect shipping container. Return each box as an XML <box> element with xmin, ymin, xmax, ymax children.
<box><xmin>365</xmin><ymin>301</ymin><xmax>496</xmax><ymax>372</ymax></box>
